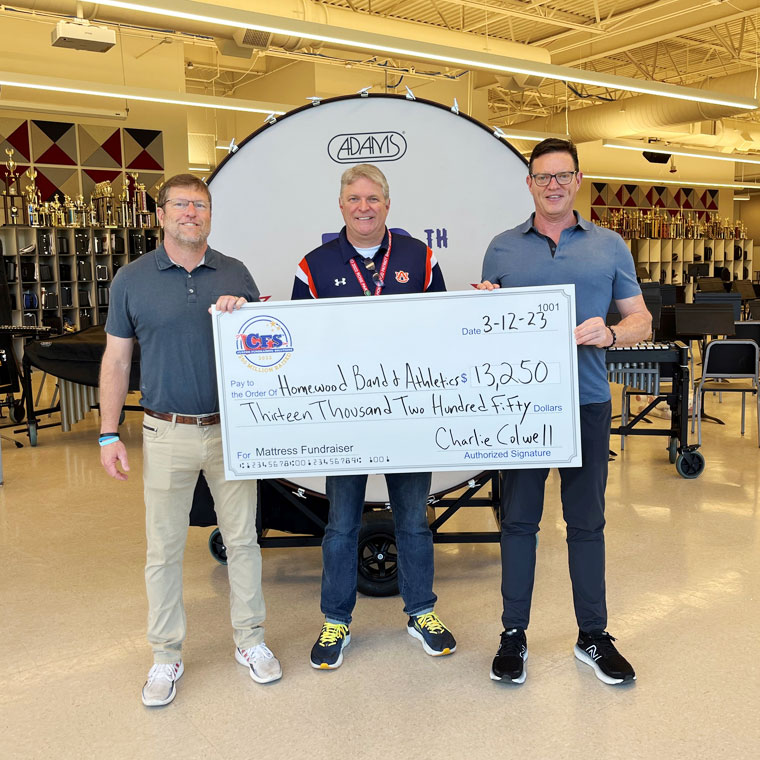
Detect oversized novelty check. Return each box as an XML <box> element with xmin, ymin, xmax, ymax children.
<box><xmin>212</xmin><ymin>286</ymin><xmax>582</xmax><ymax>479</ymax></box>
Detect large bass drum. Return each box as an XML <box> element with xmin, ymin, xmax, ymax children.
<box><xmin>207</xmin><ymin>93</ymin><xmax>532</xmax><ymax>508</ymax></box>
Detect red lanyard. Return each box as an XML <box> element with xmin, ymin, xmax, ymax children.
<box><xmin>348</xmin><ymin>231</ymin><xmax>392</xmax><ymax>296</ymax></box>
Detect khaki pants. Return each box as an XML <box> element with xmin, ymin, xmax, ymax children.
<box><xmin>142</xmin><ymin>414</ymin><xmax>265</xmax><ymax>663</ymax></box>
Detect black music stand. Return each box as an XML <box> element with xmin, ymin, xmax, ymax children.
<box><xmin>606</xmin><ymin>285</ymin><xmax>662</xmax><ymax>331</ymax></box>
<box><xmin>693</xmin><ymin>291</ymin><xmax>743</xmax><ymax>321</ymax></box>
<box><xmin>697</xmin><ymin>277</ymin><xmax>726</xmax><ymax>293</ymax></box>
<box><xmin>675</xmin><ymin>303</ymin><xmax>736</xmax><ymax>425</ymax></box>
<box><xmin>734</xmin><ymin>320</ymin><xmax>760</xmax><ymax>347</ymax></box>
<box><xmin>0</xmin><ymin>259</ymin><xmax>26</xmax><ymax>442</ymax></box>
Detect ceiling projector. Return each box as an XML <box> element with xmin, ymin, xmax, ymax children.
<box><xmin>51</xmin><ymin>20</ymin><xmax>116</xmax><ymax>53</ymax></box>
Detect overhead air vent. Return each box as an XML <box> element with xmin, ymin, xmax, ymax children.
<box><xmin>232</xmin><ymin>28</ymin><xmax>274</xmax><ymax>50</ymax></box>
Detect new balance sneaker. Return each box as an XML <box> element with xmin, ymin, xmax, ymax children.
<box><xmin>235</xmin><ymin>643</ymin><xmax>282</xmax><ymax>684</ymax></box>
<box><xmin>141</xmin><ymin>661</ymin><xmax>184</xmax><ymax>706</ymax></box>
<box><xmin>574</xmin><ymin>630</ymin><xmax>636</xmax><ymax>685</ymax></box>
<box><xmin>490</xmin><ymin>628</ymin><xmax>528</xmax><ymax>683</ymax></box>
<box><xmin>310</xmin><ymin>622</ymin><xmax>350</xmax><ymax>669</ymax></box>
<box><xmin>407</xmin><ymin>612</ymin><xmax>456</xmax><ymax>656</ymax></box>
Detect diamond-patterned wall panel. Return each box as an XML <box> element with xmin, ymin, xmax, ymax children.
<box><xmin>33</xmin><ymin>167</ymin><xmax>79</xmax><ymax>203</ymax></box>
<box><xmin>79</xmin><ymin>125</ymin><xmax>122</xmax><ymax>168</ymax></box>
<box><xmin>0</xmin><ymin>118</ymin><xmax>31</xmax><ymax>162</ymax></box>
<box><xmin>31</xmin><ymin>120</ymin><xmax>78</xmax><ymax>165</ymax></box>
<box><xmin>82</xmin><ymin>169</ymin><xmax>124</xmax><ymax>201</ymax></box>
<box><xmin>124</xmin><ymin>128</ymin><xmax>163</xmax><ymax>171</ymax></box>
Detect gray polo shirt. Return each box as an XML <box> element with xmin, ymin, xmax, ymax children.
<box><xmin>106</xmin><ymin>243</ymin><xmax>259</xmax><ymax>414</ymax></box>
<box><xmin>482</xmin><ymin>212</ymin><xmax>640</xmax><ymax>405</ymax></box>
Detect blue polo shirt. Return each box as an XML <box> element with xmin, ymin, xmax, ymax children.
<box><xmin>292</xmin><ymin>227</ymin><xmax>445</xmax><ymax>299</ymax></box>
<box><xmin>106</xmin><ymin>243</ymin><xmax>259</xmax><ymax>414</ymax></box>
<box><xmin>482</xmin><ymin>212</ymin><xmax>640</xmax><ymax>404</ymax></box>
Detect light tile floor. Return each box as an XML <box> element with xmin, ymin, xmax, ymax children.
<box><xmin>0</xmin><ymin>381</ymin><xmax>758</xmax><ymax>759</ymax></box>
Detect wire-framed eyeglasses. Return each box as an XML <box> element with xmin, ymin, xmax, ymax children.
<box><xmin>162</xmin><ymin>199</ymin><xmax>210</xmax><ymax>211</ymax></box>
<box><xmin>529</xmin><ymin>171</ymin><xmax>578</xmax><ymax>187</ymax></box>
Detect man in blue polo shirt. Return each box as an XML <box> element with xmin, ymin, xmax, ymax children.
<box><xmin>292</xmin><ymin>163</ymin><xmax>456</xmax><ymax>669</ymax></box>
<box><xmin>480</xmin><ymin>139</ymin><xmax>651</xmax><ymax>686</ymax></box>
<box><xmin>99</xmin><ymin>174</ymin><xmax>281</xmax><ymax>706</ymax></box>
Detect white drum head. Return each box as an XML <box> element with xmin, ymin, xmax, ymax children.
<box><xmin>208</xmin><ymin>94</ymin><xmax>533</xmax><ymax>502</ymax></box>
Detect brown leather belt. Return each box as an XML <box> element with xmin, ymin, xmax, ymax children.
<box><xmin>144</xmin><ymin>408</ymin><xmax>221</xmax><ymax>426</ymax></box>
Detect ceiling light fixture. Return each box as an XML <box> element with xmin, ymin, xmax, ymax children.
<box><xmin>87</xmin><ymin>0</ymin><xmax>757</xmax><ymax>110</ymax></box>
<box><xmin>0</xmin><ymin>98</ymin><xmax>127</xmax><ymax>120</ymax></box>
<box><xmin>583</xmin><ymin>173</ymin><xmax>760</xmax><ymax>190</ymax></box>
<box><xmin>0</xmin><ymin>71</ymin><xmax>290</xmax><ymax>114</ymax></box>
<box><xmin>603</xmin><ymin>138</ymin><xmax>760</xmax><ymax>166</ymax></box>
<box><xmin>495</xmin><ymin>128</ymin><xmax>569</xmax><ymax>143</ymax></box>
<box><xmin>734</xmin><ymin>195</ymin><xmax>751</xmax><ymax>200</ymax></box>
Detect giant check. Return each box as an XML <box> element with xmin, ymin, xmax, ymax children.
<box><xmin>212</xmin><ymin>286</ymin><xmax>582</xmax><ymax>479</ymax></box>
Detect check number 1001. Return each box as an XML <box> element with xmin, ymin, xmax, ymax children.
<box><xmin>481</xmin><ymin>303</ymin><xmax>559</xmax><ymax>333</ymax></box>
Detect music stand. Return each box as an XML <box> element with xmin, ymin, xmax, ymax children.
<box><xmin>676</xmin><ymin>303</ymin><xmax>737</xmax><ymax>425</ymax></box>
<box><xmin>688</xmin><ymin>263</ymin><xmax>711</xmax><ymax>278</ymax></box>
<box><xmin>693</xmin><ymin>291</ymin><xmax>743</xmax><ymax>321</ymax></box>
<box><xmin>697</xmin><ymin>277</ymin><xmax>726</xmax><ymax>293</ymax></box>
<box><xmin>606</xmin><ymin>284</ymin><xmax>662</xmax><ymax>331</ymax></box>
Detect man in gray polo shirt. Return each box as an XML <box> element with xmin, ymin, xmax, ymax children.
<box><xmin>480</xmin><ymin>139</ymin><xmax>651</xmax><ymax>686</ymax></box>
<box><xmin>99</xmin><ymin>173</ymin><xmax>281</xmax><ymax>706</ymax></box>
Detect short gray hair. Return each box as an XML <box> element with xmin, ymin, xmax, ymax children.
<box><xmin>340</xmin><ymin>164</ymin><xmax>389</xmax><ymax>200</ymax></box>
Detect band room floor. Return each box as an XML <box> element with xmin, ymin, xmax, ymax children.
<box><xmin>0</xmin><ymin>380</ymin><xmax>758</xmax><ymax>760</ymax></box>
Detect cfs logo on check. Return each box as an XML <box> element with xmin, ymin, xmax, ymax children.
<box><xmin>235</xmin><ymin>314</ymin><xmax>293</xmax><ymax>371</ymax></box>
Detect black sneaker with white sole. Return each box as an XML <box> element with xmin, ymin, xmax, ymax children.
<box><xmin>407</xmin><ymin>612</ymin><xmax>456</xmax><ymax>656</ymax></box>
<box><xmin>490</xmin><ymin>628</ymin><xmax>527</xmax><ymax>683</ymax></box>
<box><xmin>574</xmin><ymin>630</ymin><xmax>636</xmax><ymax>684</ymax></box>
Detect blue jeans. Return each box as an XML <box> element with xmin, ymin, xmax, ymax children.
<box><xmin>321</xmin><ymin>472</ymin><xmax>437</xmax><ymax>624</ymax></box>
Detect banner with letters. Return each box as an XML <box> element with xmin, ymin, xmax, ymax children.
<box><xmin>212</xmin><ymin>287</ymin><xmax>582</xmax><ymax>480</ymax></box>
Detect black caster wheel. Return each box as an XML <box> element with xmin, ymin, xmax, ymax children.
<box><xmin>667</xmin><ymin>437</ymin><xmax>678</xmax><ymax>464</ymax></box>
<box><xmin>208</xmin><ymin>528</ymin><xmax>228</xmax><ymax>565</ymax></box>
<box><xmin>676</xmin><ymin>450</ymin><xmax>705</xmax><ymax>479</ymax></box>
<box><xmin>357</xmin><ymin>511</ymin><xmax>399</xmax><ymax>597</ymax></box>
<box><xmin>9</xmin><ymin>400</ymin><xmax>25</xmax><ymax>424</ymax></box>
<box><xmin>28</xmin><ymin>422</ymin><xmax>38</xmax><ymax>447</ymax></box>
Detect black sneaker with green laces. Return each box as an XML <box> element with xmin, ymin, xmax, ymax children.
<box><xmin>490</xmin><ymin>628</ymin><xmax>527</xmax><ymax>683</ymax></box>
<box><xmin>407</xmin><ymin>612</ymin><xmax>456</xmax><ymax>656</ymax></box>
<box><xmin>310</xmin><ymin>621</ymin><xmax>350</xmax><ymax>670</ymax></box>
<box><xmin>574</xmin><ymin>630</ymin><xmax>636</xmax><ymax>684</ymax></box>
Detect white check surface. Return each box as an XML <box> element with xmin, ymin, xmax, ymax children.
<box><xmin>212</xmin><ymin>287</ymin><xmax>581</xmax><ymax>479</ymax></box>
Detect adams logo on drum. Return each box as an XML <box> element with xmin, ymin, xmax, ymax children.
<box><xmin>327</xmin><ymin>131</ymin><xmax>407</xmax><ymax>163</ymax></box>
<box><xmin>235</xmin><ymin>314</ymin><xmax>293</xmax><ymax>371</ymax></box>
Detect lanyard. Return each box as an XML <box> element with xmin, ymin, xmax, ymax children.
<box><xmin>348</xmin><ymin>231</ymin><xmax>392</xmax><ymax>296</ymax></box>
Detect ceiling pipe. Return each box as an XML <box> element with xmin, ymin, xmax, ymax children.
<box><xmin>4</xmin><ymin>0</ymin><xmax>551</xmax><ymax>63</ymax></box>
<box><xmin>511</xmin><ymin>70</ymin><xmax>758</xmax><ymax>143</ymax></box>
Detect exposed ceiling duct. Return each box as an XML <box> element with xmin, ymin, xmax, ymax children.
<box><xmin>511</xmin><ymin>70</ymin><xmax>758</xmax><ymax>143</ymax></box>
<box><xmin>6</xmin><ymin>0</ymin><xmax>551</xmax><ymax>64</ymax></box>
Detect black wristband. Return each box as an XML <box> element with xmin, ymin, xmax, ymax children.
<box><xmin>607</xmin><ymin>326</ymin><xmax>617</xmax><ymax>348</ymax></box>
<box><xmin>99</xmin><ymin>432</ymin><xmax>119</xmax><ymax>440</ymax></box>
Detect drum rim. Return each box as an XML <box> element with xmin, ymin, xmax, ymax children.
<box><xmin>207</xmin><ymin>92</ymin><xmax>528</xmax><ymax>187</ymax></box>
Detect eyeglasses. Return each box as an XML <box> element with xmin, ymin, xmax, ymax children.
<box><xmin>529</xmin><ymin>171</ymin><xmax>578</xmax><ymax>187</ymax></box>
<box><xmin>162</xmin><ymin>199</ymin><xmax>210</xmax><ymax>211</ymax></box>
<box><xmin>362</xmin><ymin>257</ymin><xmax>384</xmax><ymax>287</ymax></box>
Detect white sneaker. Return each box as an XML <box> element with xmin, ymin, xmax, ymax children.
<box><xmin>141</xmin><ymin>661</ymin><xmax>184</xmax><ymax>706</ymax></box>
<box><xmin>235</xmin><ymin>643</ymin><xmax>282</xmax><ymax>684</ymax></box>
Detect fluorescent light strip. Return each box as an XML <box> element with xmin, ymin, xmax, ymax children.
<box><xmin>584</xmin><ymin>173</ymin><xmax>760</xmax><ymax>190</ymax></box>
<box><xmin>0</xmin><ymin>71</ymin><xmax>289</xmax><ymax>114</ymax></box>
<box><xmin>88</xmin><ymin>0</ymin><xmax>757</xmax><ymax>110</ymax></box>
<box><xmin>498</xmin><ymin>130</ymin><xmax>568</xmax><ymax>142</ymax></box>
<box><xmin>0</xmin><ymin>98</ymin><xmax>127</xmax><ymax>120</ymax></box>
<box><xmin>603</xmin><ymin>138</ymin><xmax>760</xmax><ymax>166</ymax></box>
<box><xmin>734</xmin><ymin>195</ymin><xmax>751</xmax><ymax>200</ymax></box>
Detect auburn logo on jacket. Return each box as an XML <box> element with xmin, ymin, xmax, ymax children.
<box><xmin>395</xmin><ymin>270</ymin><xmax>409</xmax><ymax>283</ymax></box>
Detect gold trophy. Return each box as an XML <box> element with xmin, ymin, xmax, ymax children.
<box><xmin>2</xmin><ymin>148</ymin><xmax>27</xmax><ymax>226</ymax></box>
<box><xmin>24</xmin><ymin>168</ymin><xmax>40</xmax><ymax>227</ymax></box>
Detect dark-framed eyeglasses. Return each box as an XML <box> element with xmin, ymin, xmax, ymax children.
<box><xmin>530</xmin><ymin>171</ymin><xmax>577</xmax><ymax>187</ymax></box>
<box><xmin>362</xmin><ymin>257</ymin><xmax>384</xmax><ymax>287</ymax></box>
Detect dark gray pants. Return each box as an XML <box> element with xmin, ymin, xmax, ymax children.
<box><xmin>500</xmin><ymin>402</ymin><xmax>611</xmax><ymax>632</ymax></box>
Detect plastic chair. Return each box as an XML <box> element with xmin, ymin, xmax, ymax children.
<box><xmin>691</xmin><ymin>339</ymin><xmax>760</xmax><ymax>447</ymax></box>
